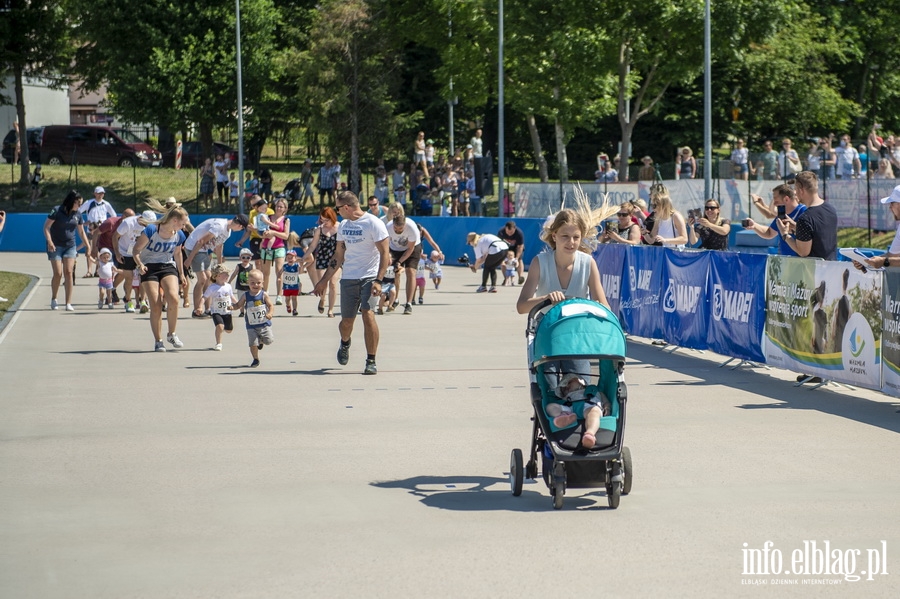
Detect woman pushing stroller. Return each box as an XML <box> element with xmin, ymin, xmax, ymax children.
<box><xmin>516</xmin><ymin>192</ymin><xmax>616</xmax><ymax>447</ymax></box>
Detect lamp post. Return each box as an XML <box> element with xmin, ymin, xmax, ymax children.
<box><xmin>236</xmin><ymin>0</ymin><xmax>246</xmax><ymax>214</ymax></box>
<box><xmin>703</xmin><ymin>0</ymin><xmax>712</xmax><ymax>200</ymax></box>
<box><xmin>498</xmin><ymin>0</ymin><xmax>505</xmax><ymax>212</ymax></box>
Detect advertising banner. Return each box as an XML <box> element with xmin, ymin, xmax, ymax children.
<box><xmin>880</xmin><ymin>270</ymin><xmax>900</xmax><ymax>397</ymax></box>
<box><xmin>765</xmin><ymin>257</ymin><xmax>881</xmax><ymax>389</ymax></box>
<box><xmin>619</xmin><ymin>246</ymin><xmax>666</xmax><ymax>339</ymax></box>
<box><xmin>661</xmin><ymin>249</ymin><xmax>710</xmax><ymax>350</ymax></box>
<box><xmin>594</xmin><ymin>243</ymin><xmax>627</xmax><ymax>320</ymax></box>
<box><xmin>707</xmin><ymin>252</ymin><xmax>768</xmax><ymax>362</ymax></box>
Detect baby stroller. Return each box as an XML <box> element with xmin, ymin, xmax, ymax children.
<box><xmin>510</xmin><ymin>298</ymin><xmax>632</xmax><ymax>509</ymax></box>
<box><xmin>283</xmin><ymin>178</ymin><xmax>304</xmax><ymax>211</ymax></box>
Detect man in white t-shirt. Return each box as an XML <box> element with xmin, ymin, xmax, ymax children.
<box><xmin>79</xmin><ymin>186</ymin><xmax>117</xmax><ymax>276</ymax></box>
<box><xmin>184</xmin><ymin>215</ymin><xmax>250</xmax><ymax>318</ymax></box>
<box><xmin>314</xmin><ymin>191</ymin><xmax>390</xmax><ymax>375</ymax></box>
<box><xmin>388</xmin><ymin>214</ymin><xmax>422</xmax><ymax>314</ymax></box>
<box><xmin>834</xmin><ymin>134</ymin><xmax>861</xmax><ymax>179</ymax></box>
<box><xmin>113</xmin><ymin>210</ymin><xmax>156</xmax><ymax>311</ymax></box>
<box><xmin>470</xmin><ymin>129</ymin><xmax>483</xmax><ymax>158</ymax></box>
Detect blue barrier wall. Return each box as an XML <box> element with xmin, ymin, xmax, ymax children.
<box><xmin>0</xmin><ymin>213</ymin><xmax>548</xmax><ymax>264</ymax></box>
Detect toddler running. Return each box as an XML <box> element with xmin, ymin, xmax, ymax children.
<box><xmin>229</xmin><ymin>248</ymin><xmax>254</xmax><ymax>317</ymax></box>
<box><xmin>232</xmin><ymin>269</ymin><xmax>274</xmax><ymax>368</ymax></box>
<box><xmin>502</xmin><ymin>250</ymin><xmax>519</xmax><ymax>286</ymax></box>
<box><xmin>426</xmin><ymin>250</ymin><xmax>443</xmax><ymax>289</ymax></box>
<box><xmin>415</xmin><ymin>256</ymin><xmax>427</xmax><ymax>304</ymax></box>
<box><xmin>203</xmin><ymin>264</ymin><xmax>238</xmax><ymax>351</ymax></box>
<box><xmin>96</xmin><ymin>248</ymin><xmax>118</xmax><ymax>309</ymax></box>
<box><xmin>282</xmin><ymin>249</ymin><xmax>301</xmax><ymax>315</ymax></box>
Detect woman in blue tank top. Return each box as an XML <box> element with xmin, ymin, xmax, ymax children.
<box><xmin>132</xmin><ymin>207</ymin><xmax>189</xmax><ymax>352</ymax></box>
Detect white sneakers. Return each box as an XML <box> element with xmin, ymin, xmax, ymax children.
<box><xmin>167</xmin><ymin>333</ymin><xmax>184</xmax><ymax>348</ymax></box>
<box><xmin>65</xmin><ymin>304</ymin><xmax>75</xmax><ymax>311</ymax></box>
<box><xmin>50</xmin><ymin>299</ymin><xmax>59</xmax><ymax>310</ymax></box>
<box><xmin>213</xmin><ymin>343</ymin><xmax>222</xmax><ymax>351</ymax></box>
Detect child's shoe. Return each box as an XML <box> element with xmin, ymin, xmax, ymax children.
<box><xmin>417</xmin><ymin>298</ymin><xmax>423</xmax><ymax>304</ymax></box>
<box><xmin>98</xmin><ymin>299</ymin><xmax>104</xmax><ymax>309</ymax></box>
<box><xmin>250</xmin><ymin>358</ymin><xmax>260</xmax><ymax>368</ymax></box>
<box><xmin>107</xmin><ymin>302</ymin><xmax>114</xmax><ymax>309</ymax></box>
<box><xmin>213</xmin><ymin>343</ymin><xmax>222</xmax><ymax>351</ymax></box>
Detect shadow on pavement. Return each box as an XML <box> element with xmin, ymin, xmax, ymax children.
<box><xmin>627</xmin><ymin>340</ymin><xmax>900</xmax><ymax>436</ymax></box>
<box><xmin>371</xmin><ymin>475</ymin><xmax>614</xmax><ymax>512</ymax></box>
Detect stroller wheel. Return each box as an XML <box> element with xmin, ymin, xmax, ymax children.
<box><xmin>552</xmin><ymin>483</ymin><xmax>564</xmax><ymax>510</ymax></box>
<box><xmin>622</xmin><ymin>446</ymin><xmax>633</xmax><ymax>495</ymax></box>
<box><xmin>607</xmin><ymin>462</ymin><xmax>622</xmax><ymax>509</ymax></box>
<box><xmin>509</xmin><ymin>449</ymin><xmax>524</xmax><ymax>497</ymax></box>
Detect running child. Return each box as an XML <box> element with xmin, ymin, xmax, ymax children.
<box><xmin>282</xmin><ymin>249</ymin><xmax>301</xmax><ymax>315</ymax></box>
<box><xmin>229</xmin><ymin>248</ymin><xmax>254</xmax><ymax>316</ymax></box>
<box><xmin>203</xmin><ymin>264</ymin><xmax>239</xmax><ymax>351</ymax></box>
<box><xmin>232</xmin><ymin>269</ymin><xmax>274</xmax><ymax>368</ymax></box>
<box><xmin>426</xmin><ymin>250</ymin><xmax>443</xmax><ymax>290</ymax></box>
<box><xmin>502</xmin><ymin>250</ymin><xmax>519</xmax><ymax>286</ymax></box>
<box><xmin>415</xmin><ymin>255</ymin><xmax>427</xmax><ymax>304</ymax></box>
<box><xmin>96</xmin><ymin>248</ymin><xmax>118</xmax><ymax>309</ymax></box>
<box><xmin>376</xmin><ymin>264</ymin><xmax>397</xmax><ymax>315</ymax></box>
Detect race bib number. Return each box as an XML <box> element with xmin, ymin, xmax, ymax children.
<box><xmin>213</xmin><ymin>298</ymin><xmax>231</xmax><ymax>314</ymax></box>
<box><xmin>283</xmin><ymin>272</ymin><xmax>299</xmax><ymax>286</ymax></box>
<box><xmin>247</xmin><ymin>304</ymin><xmax>268</xmax><ymax>325</ymax></box>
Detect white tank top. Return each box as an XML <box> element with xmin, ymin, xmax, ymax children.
<box><xmin>536</xmin><ymin>251</ymin><xmax>592</xmax><ymax>299</ymax></box>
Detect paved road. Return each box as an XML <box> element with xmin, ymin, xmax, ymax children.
<box><xmin>1</xmin><ymin>252</ymin><xmax>898</xmax><ymax>597</ymax></box>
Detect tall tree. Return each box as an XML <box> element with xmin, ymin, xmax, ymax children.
<box><xmin>68</xmin><ymin>0</ymin><xmax>278</xmax><ymax>159</ymax></box>
<box><xmin>301</xmin><ymin>0</ymin><xmax>417</xmax><ymax>193</ymax></box>
<box><xmin>0</xmin><ymin>0</ymin><xmax>72</xmax><ymax>184</ymax></box>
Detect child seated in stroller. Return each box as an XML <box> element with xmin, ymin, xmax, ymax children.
<box><xmin>545</xmin><ymin>372</ymin><xmax>611</xmax><ymax>449</ymax></box>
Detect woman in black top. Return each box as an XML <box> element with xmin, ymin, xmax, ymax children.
<box><xmin>688</xmin><ymin>199</ymin><xmax>731</xmax><ymax>250</ymax></box>
<box><xmin>42</xmin><ymin>190</ymin><xmax>91</xmax><ymax>311</ymax></box>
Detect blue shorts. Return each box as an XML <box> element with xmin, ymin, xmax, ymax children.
<box><xmin>734</xmin><ymin>163</ymin><xmax>749</xmax><ymax>174</ymax></box>
<box><xmin>47</xmin><ymin>245</ymin><xmax>77</xmax><ymax>260</ymax></box>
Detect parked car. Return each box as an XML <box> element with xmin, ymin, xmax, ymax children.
<box><xmin>2</xmin><ymin>127</ymin><xmax>43</xmax><ymax>164</ymax></box>
<box><xmin>40</xmin><ymin>125</ymin><xmax>162</xmax><ymax>167</ymax></box>
<box><xmin>161</xmin><ymin>141</ymin><xmax>241</xmax><ymax>168</ymax></box>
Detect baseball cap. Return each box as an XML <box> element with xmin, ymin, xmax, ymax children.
<box><xmin>239</xmin><ymin>248</ymin><xmax>253</xmax><ymax>257</ymax></box>
<box><xmin>286</xmin><ymin>249</ymin><xmax>297</xmax><ymax>256</ymax></box>
<box><xmin>140</xmin><ymin>210</ymin><xmax>158</xmax><ymax>222</ymax></box>
<box><xmin>94</xmin><ymin>186</ymin><xmax>105</xmax><ymax>194</ymax></box>
<box><xmin>880</xmin><ymin>185</ymin><xmax>900</xmax><ymax>204</ymax></box>
<box><xmin>426</xmin><ymin>139</ymin><xmax>434</xmax><ymax>145</ymax></box>
<box><xmin>233</xmin><ymin>214</ymin><xmax>250</xmax><ymax>228</ymax></box>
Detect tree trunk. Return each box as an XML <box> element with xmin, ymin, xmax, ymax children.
<box><xmin>349</xmin><ymin>41</ymin><xmax>361</xmax><ymax>195</ymax></box>
<box><xmin>554</xmin><ymin>118</ymin><xmax>568</xmax><ymax>184</ymax></box>
<box><xmin>853</xmin><ymin>62</ymin><xmax>870</xmax><ymax>139</ymax></box>
<box><xmin>526</xmin><ymin>113</ymin><xmax>548</xmax><ymax>182</ymax></box>
<box><xmin>14</xmin><ymin>67</ymin><xmax>30</xmax><ymax>185</ymax></box>
<box><xmin>198</xmin><ymin>122</ymin><xmax>214</xmax><ymax>164</ymax></box>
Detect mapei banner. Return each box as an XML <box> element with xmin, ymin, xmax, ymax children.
<box><xmin>594</xmin><ymin>243</ymin><xmax>627</xmax><ymax>319</ymax></box>
<box><xmin>662</xmin><ymin>249</ymin><xmax>710</xmax><ymax>350</ymax></box>
<box><xmin>765</xmin><ymin>256</ymin><xmax>881</xmax><ymax>389</ymax></box>
<box><xmin>707</xmin><ymin>252</ymin><xmax>768</xmax><ymax>362</ymax></box>
<box><xmin>880</xmin><ymin>270</ymin><xmax>900</xmax><ymax>397</ymax></box>
<box><xmin>619</xmin><ymin>246</ymin><xmax>666</xmax><ymax>339</ymax></box>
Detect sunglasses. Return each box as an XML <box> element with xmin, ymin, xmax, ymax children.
<box><xmin>241</xmin><ymin>256</ymin><xmax>251</xmax><ymax>260</ymax></box>
<box><xmin>617</xmin><ymin>212</ymin><xmax>630</xmax><ymax>217</ymax></box>
<box><xmin>705</xmin><ymin>205</ymin><xmax>719</xmax><ymax>210</ymax></box>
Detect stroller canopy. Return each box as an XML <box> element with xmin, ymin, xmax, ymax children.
<box><xmin>533</xmin><ymin>299</ymin><xmax>626</xmax><ymax>362</ymax></box>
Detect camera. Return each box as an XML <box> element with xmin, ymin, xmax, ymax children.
<box><xmin>742</xmin><ymin>218</ymin><xmax>752</xmax><ymax>228</ymax></box>
<box><xmin>457</xmin><ymin>254</ymin><xmax>470</xmax><ymax>265</ymax></box>
<box><xmin>688</xmin><ymin>208</ymin><xmax>701</xmax><ymax>220</ymax></box>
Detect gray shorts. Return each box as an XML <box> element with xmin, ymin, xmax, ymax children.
<box><xmin>246</xmin><ymin>325</ymin><xmax>274</xmax><ymax>347</ymax></box>
<box><xmin>340</xmin><ymin>278</ymin><xmax>376</xmax><ymax>318</ymax></box>
<box><xmin>190</xmin><ymin>251</ymin><xmax>212</xmax><ymax>274</ymax></box>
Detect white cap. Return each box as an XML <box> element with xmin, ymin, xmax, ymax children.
<box><xmin>141</xmin><ymin>210</ymin><xmax>157</xmax><ymax>222</ymax></box>
<box><xmin>99</xmin><ymin>247</ymin><xmax>112</xmax><ymax>256</ymax></box>
<box><xmin>239</xmin><ymin>248</ymin><xmax>253</xmax><ymax>256</ymax></box>
<box><xmin>880</xmin><ymin>185</ymin><xmax>900</xmax><ymax>204</ymax></box>
<box><xmin>94</xmin><ymin>186</ymin><xmax>105</xmax><ymax>194</ymax></box>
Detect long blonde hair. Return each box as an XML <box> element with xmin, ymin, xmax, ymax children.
<box><xmin>541</xmin><ymin>186</ymin><xmax>617</xmax><ymax>252</ymax></box>
<box><xmin>157</xmin><ymin>206</ymin><xmax>189</xmax><ymax>229</ymax></box>
<box><xmin>650</xmin><ymin>184</ymin><xmax>675</xmax><ymax>220</ymax></box>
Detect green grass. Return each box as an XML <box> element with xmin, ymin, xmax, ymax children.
<box><xmin>837</xmin><ymin>228</ymin><xmax>894</xmax><ymax>250</ymax></box>
<box><xmin>0</xmin><ymin>272</ymin><xmax>32</xmax><ymax>317</ymax></box>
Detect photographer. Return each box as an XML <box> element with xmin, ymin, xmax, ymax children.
<box><xmin>742</xmin><ymin>184</ymin><xmax>806</xmax><ymax>256</ymax></box>
<box><xmin>687</xmin><ymin>200</ymin><xmax>730</xmax><ymax>250</ymax></box>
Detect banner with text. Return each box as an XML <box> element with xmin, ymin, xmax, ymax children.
<box><xmin>594</xmin><ymin>243</ymin><xmax>627</xmax><ymax>319</ymax></box>
<box><xmin>880</xmin><ymin>270</ymin><xmax>900</xmax><ymax>397</ymax></box>
<box><xmin>662</xmin><ymin>249</ymin><xmax>710</xmax><ymax>350</ymax></box>
<box><xmin>707</xmin><ymin>252</ymin><xmax>768</xmax><ymax>362</ymax></box>
<box><xmin>765</xmin><ymin>257</ymin><xmax>881</xmax><ymax>389</ymax></box>
<box><xmin>619</xmin><ymin>246</ymin><xmax>666</xmax><ymax>340</ymax></box>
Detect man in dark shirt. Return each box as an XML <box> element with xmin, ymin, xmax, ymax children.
<box><xmin>497</xmin><ymin>221</ymin><xmax>525</xmax><ymax>284</ymax></box>
<box><xmin>778</xmin><ymin>170</ymin><xmax>837</xmax><ymax>260</ymax></box>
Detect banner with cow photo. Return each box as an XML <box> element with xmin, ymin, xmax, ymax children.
<box><xmin>765</xmin><ymin>256</ymin><xmax>881</xmax><ymax>389</ymax></box>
